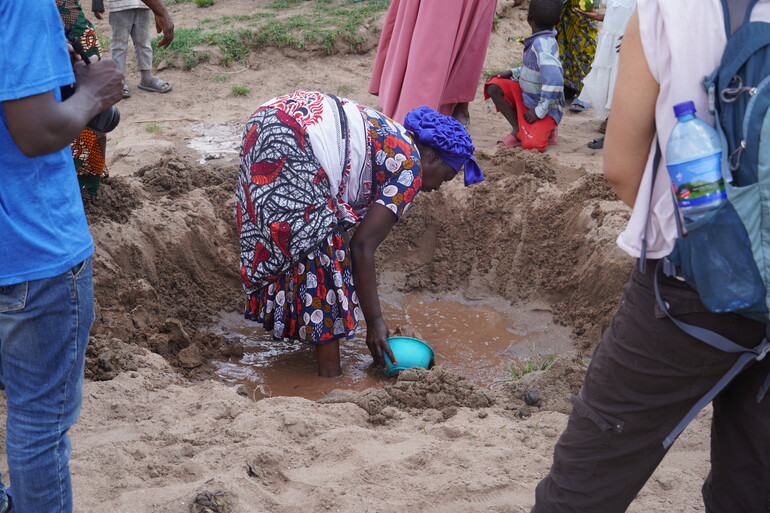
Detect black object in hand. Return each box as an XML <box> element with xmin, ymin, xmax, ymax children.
<box><xmin>62</xmin><ymin>35</ymin><xmax>121</xmax><ymax>133</ymax></box>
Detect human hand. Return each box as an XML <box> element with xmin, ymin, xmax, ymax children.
<box><xmin>365</xmin><ymin>318</ymin><xmax>395</xmax><ymax>370</ymax></box>
<box><xmin>92</xmin><ymin>10</ymin><xmax>103</xmax><ymax>20</ymax></box>
<box><xmin>74</xmin><ymin>58</ymin><xmax>124</xmax><ymax>113</ymax></box>
<box><xmin>492</xmin><ymin>69</ymin><xmax>513</xmax><ymax>79</ymax></box>
<box><xmin>523</xmin><ymin>109</ymin><xmax>539</xmax><ymax>124</ymax></box>
<box><xmin>154</xmin><ymin>13</ymin><xmax>175</xmax><ymax>48</ymax></box>
<box><xmin>573</xmin><ymin>8</ymin><xmax>604</xmax><ymax>21</ymax></box>
<box><xmin>67</xmin><ymin>41</ymin><xmax>82</xmax><ymax>61</ymax></box>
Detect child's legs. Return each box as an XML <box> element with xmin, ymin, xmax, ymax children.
<box><xmin>130</xmin><ymin>9</ymin><xmax>154</xmax><ymax>71</ymax></box>
<box><xmin>108</xmin><ymin>10</ymin><xmax>133</xmax><ymax>75</ymax></box>
<box><xmin>484</xmin><ymin>81</ymin><xmax>518</xmax><ymax>133</ymax></box>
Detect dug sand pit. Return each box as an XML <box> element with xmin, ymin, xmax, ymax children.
<box><xmin>0</xmin><ymin>1</ymin><xmax>719</xmax><ymax>512</ymax></box>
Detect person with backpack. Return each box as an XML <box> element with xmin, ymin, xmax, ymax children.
<box><xmin>530</xmin><ymin>1</ymin><xmax>770</xmax><ymax>512</ymax></box>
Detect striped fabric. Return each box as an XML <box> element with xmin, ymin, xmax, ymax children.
<box><xmin>510</xmin><ymin>29</ymin><xmax>565</xmax><ymax>124</ymax></box>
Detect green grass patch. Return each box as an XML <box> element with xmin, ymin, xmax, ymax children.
<box><xmin>212</xmin><ymin>74</ymin><xmax>230</xmax><ymax>82</ymax></box>
<box><xmin>498</xmin><ymin>354</ymin><xmax>556</xmax><ymax>382</ymax></box>
<box><xmin>152</xmin><ymin>0</ymin><xmax>390</xmax><ymax>68</ymax></box>
<box><xmin>335</xmin><ymin>84</ymin><xmax>354</xmax><ymax>96</ymax></box>
<box><xmin>194</xmin><ymin>0</ymin><xmax>215</xmax><ymax>6</ymax></box>
<box><xmin>231</xmin><ymin>85</ymin><xmax>252</xmax><ymax>96</ymax></box>
<box><xmin>145</xmin><ymin>123</ymin><xmax>162</xmax><ymax>133</ymax></box>
<box><xmin>99</xmin><ymin>34</ymin><xmax>111</xmax><ymax>53</ymax></box>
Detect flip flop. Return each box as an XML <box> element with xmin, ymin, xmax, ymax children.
<box><xmin>495</xmin><ymin>133</ymin><xmax>521</xmax><ymax>149</ymax></box>
<box><xmin>587</xmin><ymin>136</ymin><xmax>605</xmax><ymax>149</ymax></box>
<box><xmin>137</xmin><ymin>77</ymin><xmax>172</xmax><ymax>93</ymax></box>
<box><xmin>569</xmin><ymin>98</ymin><xmax>590</xmax><ymax>113</ymax></box>
<box><xmin>122</xmin><ymin>84</ymin><xmax>131</xmax><ymax>99</ymax></box>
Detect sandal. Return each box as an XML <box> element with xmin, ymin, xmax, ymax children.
<box><xmin>569</xmin><ymin>98</ymin><xmax>590</xmax><ymax>113</ymax></box>
<box><xmin>587</xmin><ymin>136</ymin><xmax>605</xmax><ymax>149</ymax></box>
<box><xmin>122</xmin><ymin>83</ymin><xmax>131</xmax><ymax>99</ymax></box>
<box><xmin>495</xmin><ymin>133</ymin><xmax>521</xmax><ymax>149</ymax></box>
<box><xmin>137</xmin><ymin>77</ymin><xmax>172</xmax><ymax>94</ymax></box>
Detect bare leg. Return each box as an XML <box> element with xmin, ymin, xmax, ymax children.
<box><xmin>315</xmin><ymin>341</ymin><xmax>342</xmax><ymax>377</ymax></box>
<box><xmin>451</xmin><ymin>102</ymin><xmax>470</xmax><ymax>127</ymax></box>
<box><xmin>485</xmin><ymin>84</ymin><xmax>518</xmax><ymax>134</ymax></box>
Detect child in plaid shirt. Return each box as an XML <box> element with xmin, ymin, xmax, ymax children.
<box><xmin>485</xmin><ymin>0</ymin><xmax>564</xmax><ymax>151</ymax></box>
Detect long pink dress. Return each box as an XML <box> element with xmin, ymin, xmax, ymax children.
<box><xmin>368</xmin><ymin>0</ymin><xmax>497</xmax><ymax>123</ymax></box>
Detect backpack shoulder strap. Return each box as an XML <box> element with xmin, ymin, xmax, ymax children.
<box><xmin>640</xmin><ymin>140</ymin><xmax>683</xmax><ymax>273</ymax></box>
<box><xmin>653</xmin><ymin>260</ymin><xmax>770</xmax><ymax>448</ymax></box>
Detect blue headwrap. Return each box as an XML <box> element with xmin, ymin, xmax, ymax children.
<box><xmin>403</xmin><ymin>106</ymin><xmax>484</xmax><ymax>186</ymax></box>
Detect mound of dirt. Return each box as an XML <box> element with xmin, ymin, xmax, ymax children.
<box><xmin>319</xmin><ymin>366</ymin><xmax>497</xmax><ymax>424</ymax></box>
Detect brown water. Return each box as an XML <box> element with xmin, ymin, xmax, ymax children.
<box><xmin>211</xmin><ymin>292</ymin><xmax>573</xmax><ymax>400</ymax></box>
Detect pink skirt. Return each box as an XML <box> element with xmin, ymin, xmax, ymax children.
<box><xmin>368</xmin><ymin>0</ymin><xmax>497</xmax><ymax>123</ymax></box>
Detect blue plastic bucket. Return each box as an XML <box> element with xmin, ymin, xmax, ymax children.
<box><xmin>382</xmin><ymin>336</ymin><xmax>435</xmax><ymax>377</ymax></box>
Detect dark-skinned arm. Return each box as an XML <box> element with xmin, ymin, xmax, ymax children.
<box><xmin>3</xmin><ymin>59</ymin><xmax>123</xmax><ymax>158</ymax></box>
<box><xmin>349</xmin><ymin>202</ymin><xmax>399</xmax><ymax>369</ymax></box>
<box><xmin>141</xmin><ymin>0</ymin><xmax>175</xmax><ymax>48</ymax></box>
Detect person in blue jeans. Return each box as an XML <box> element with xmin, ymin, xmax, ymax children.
<box><xmin>0</xmin><ymin>1</ymin><xmax>124</xmax><ymax>511</ymax></box>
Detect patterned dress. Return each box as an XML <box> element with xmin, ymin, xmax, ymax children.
<box><xmin>57</xmin><ymin>0</ymin><xmax>109</xmax><ymax>199</ymax></box>
<box><xmin>236</xmin><ymin>90</ymin><xmax>423</xmax><ymax>344</ymax></box>
<box><xmin>556</xmin><ymin>0</ymin><xmax>599</xmax><ymax>94</ymax></box>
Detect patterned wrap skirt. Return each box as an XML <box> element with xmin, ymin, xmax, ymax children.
<box><xmin>237</xmin><ymin>107</ymin><xmax>362</xmax><ymax>345</ymax></box>
<box><xmin>57</xmin><ymin>0</ymin><xmax>109</xmax><ymax>199</ymax></box>
<box><xmin>556</xmin><ymin>0</ymin><xmax>599</xmax><ymax>93</ymax></box>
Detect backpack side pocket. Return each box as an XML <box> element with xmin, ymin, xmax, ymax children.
<box><xmin>668</xmin><ymin>197</ymin><xmax>767</xmax><ymax>320</ymax></box>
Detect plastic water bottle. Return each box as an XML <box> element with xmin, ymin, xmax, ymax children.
<box><xmin>665</xmin><ymin>101</ymin><xmax>726</xmax><ymax>225</ymax></box>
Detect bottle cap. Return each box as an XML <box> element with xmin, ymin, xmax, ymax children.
<box><xmin>673</xmin><ymin>101</ymin><xmax>696</xmax><ymax>118</ymax></box>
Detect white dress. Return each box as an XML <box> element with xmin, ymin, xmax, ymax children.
<box><xmin>577</xmin><ymin>0</ymin><xmax>637</xmax><ymax>118</ymax></box>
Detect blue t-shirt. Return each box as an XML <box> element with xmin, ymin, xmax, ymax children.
<box><xmin>0</xmin><ymin>0</ymin><xmax>94</xmax><ymax>286</ymax></box>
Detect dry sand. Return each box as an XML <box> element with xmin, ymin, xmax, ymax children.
<box><xmin>0</xmin><ymin>1</ymin><xmax>715</xmax><ymax>511</ymax></box>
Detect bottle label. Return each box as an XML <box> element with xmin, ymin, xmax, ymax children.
<box><xmin>666</xmin><ymin>152</ymin><xmax>726</xmax><ymax>208</ymax></box>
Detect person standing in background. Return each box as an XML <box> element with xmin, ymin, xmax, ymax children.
<box><xmin>368</xmin><ymin>0</ymin><xmax>498</xmax><ymax>126</ymax></box>
<box><xmin>0</xmin><ymin>0</ymin><xmax>124</xmax><ymax>510</ymax></box>
<box><xmin>57</xmin><ymin>0</ymin><xmax>112</xmax><ymax>199</ymax></box>
<box><xmin>59</xmin><ymin>0</ymin><xmax>173</xmax><ymax>199</ymax></box>
<box><xmin>574</xmin><ymin>0</ymin><xmax>637</xmax><ymax>149</ymax></box>
<box><xmin>556</xmin><ymin>0</ymin><xmax>599</xmax><ymax>110</ymax></box>
<box><xmin>92</xmin><ymin>0</ymin><xmax>175</xmax><ymax>98</ymax></box>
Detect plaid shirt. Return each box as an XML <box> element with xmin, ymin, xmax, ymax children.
<box><xmin>510</xmin><ymin>29</ymin><xmax>565</xmax><ymax>124</ymax></box>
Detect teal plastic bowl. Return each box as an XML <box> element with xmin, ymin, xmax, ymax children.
<box><xmin>382</xmin><ymin>336</ymin><xmax>435</xmax><ymax>377</ymax></box>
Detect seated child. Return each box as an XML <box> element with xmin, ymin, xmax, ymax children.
<box><xmin>485</xmin><ymin>0</ymin><xmax>564</xmax><ymax>151</ymax></box>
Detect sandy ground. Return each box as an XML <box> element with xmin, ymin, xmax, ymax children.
<box><xmin>0</xmin><ymin>1</ymin><xmax>716</xmax><ymax>511</ymax></box>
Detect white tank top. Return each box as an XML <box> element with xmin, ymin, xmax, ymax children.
<box><xmin>616</xmin><ymin>0</ymin><xmax>770</xmax><ymax>258</ymax></box>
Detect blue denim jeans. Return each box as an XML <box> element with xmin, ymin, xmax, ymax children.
<box><xmin>0</xmin><ymin>258</ymin><xmax>94</xmax><ymax>513</ymax></box>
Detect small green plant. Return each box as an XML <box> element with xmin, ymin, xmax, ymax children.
<box><xmin>231</xmin><ymin>85</ymin><xmax>251</xmax><ymax>97</ymax></box>
<box><xmin>212</xmin><ymin>74</ymin><xmax>230</xmax><ymax>83</ymax></box>
<box><xmin>499</xmin><ymin>354</ymin><xmax>555</xmax><ymax>382</ymax></box>
<box><xmin>194</xmin><ymin>0</ymin><xmax>214</xmax><ymax>7</ymax></box>
<box><xmin>145</xmin><ymin>123</ymin><xmax>162</xmax><ymax>133</ymax></box>
<box><xmin>99</xmin><ymin>34</ymin><xmax>111</xmax><ymax>53</ymax></box>
<box><xmin>335</xmin><ymin>84</ymin><xmax>353</xmax><ymax>96</ymax></box>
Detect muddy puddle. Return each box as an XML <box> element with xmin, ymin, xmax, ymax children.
<box><xmin>187</xmin><ymin>122</ymin><xmax>241</xmax><ymax>164</ymax></box>
<box><xmin>210</xmin><ymin>291</ymin><xmax>573</xmax><ymax>400</ymax></box>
